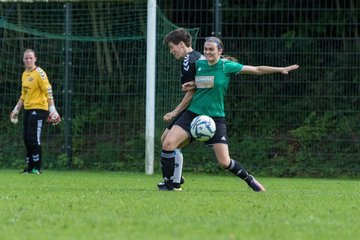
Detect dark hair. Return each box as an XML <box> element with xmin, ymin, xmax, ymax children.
<box><xmin>205</xmin><ymin>37</ymin><xmax>238</xmax><ymax>62</ymax></box>
<box><xmin>164</xmin><ymin>28</ymin><xmax>192</xmax><ymax>47</ymax></box>
<box><xmin>221</xmin><ymin>54</ymin><xmax>238</xmax><ymax>62</ymax></box>
<box><xmin>205</xmin><ymin>37</ymin><xmax>223</xmax><ymax>50</ymax></box>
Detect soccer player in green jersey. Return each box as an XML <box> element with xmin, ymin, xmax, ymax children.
<box><xmin>160</xmin><ymin>37</ymin><xmax>299</xmax><ymax>191</ymax></box>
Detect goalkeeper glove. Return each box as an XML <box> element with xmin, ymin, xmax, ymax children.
<box><xmin>10</xmin><ymin>105</ymin><xmax>20</xmax><ymax>124</ymax></box>
<box><xmin>47</xmin><ymin>105</ymin><xmax>61</xmax><ymax>126</ymax></box>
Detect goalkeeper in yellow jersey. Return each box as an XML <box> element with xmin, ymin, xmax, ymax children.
<box><xmin>10</xmin><ymin>49</ymin><xmax>61</xmax><ymax>174</ymax></box>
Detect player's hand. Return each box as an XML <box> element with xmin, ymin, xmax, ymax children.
<box><xmin>48</xmin><ymin>106</ymin><xmax>61</xmax><ymax>126</ymax></box>
<box><xmin>182</xmin><ymin>81</ymin><xmax>196</xmax><ymax>92</ymax></box>
<box><xmin>163</xmin><ymin>110</ymin><xmax>179</xmax><ymax>123</ymax></box>
<box><xmin>281</xmin><ymin>64</ymin><xmax>299</xmax><ymax>74</ymax></box>
<box><xmin>9</xmin><ymin>105</ymin><xmax>20</xmax><ymax>124</ymax></box>
<box><xmin>10</xmin><ymin>110</ymin><xmax>19</xmax><ymax>124</ymax></box>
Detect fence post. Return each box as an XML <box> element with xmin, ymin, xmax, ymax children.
<box><xmin>145</xmin><ymin>0</ymin><xmax>156</xmax><ymax>175</ymax></box>
<box><xmin>213</xmin><ymin>0</ymin><xmax>222</xmax><ymax>37</ymax></box>
<box><xmin>64</xmin><ymin>3</ymin><xmax>73</xmax><ymax>166</ymax></box>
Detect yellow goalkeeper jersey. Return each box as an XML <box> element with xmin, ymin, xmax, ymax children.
<box><xmin>20</xmin><ymin>66</ymin><xmax>53</xmax><ymax>111</ymax></box>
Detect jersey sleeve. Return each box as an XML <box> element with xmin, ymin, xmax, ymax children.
<box><xmin>36</xmin><ymin>67</ymin><xmax>54</xmax><ymax>101</ymax></box>
<box><xmin>180</xmin><ymin>51</ymin><xmax>202</xmax><ymax>84</ymax></box>
<box><xmin>224</xmin><ymin>61</ymin><xmax>244</xmax><ymax>75</ymax></box>
<box><xmin>20</xmin><ymin>73</ymin><xmax>25</xmax><ymax>102</ymax></box>
<box><xmin>183</xmin><ymin>62</ymin><xmax>197</xmax><ymax>83</ymax></box>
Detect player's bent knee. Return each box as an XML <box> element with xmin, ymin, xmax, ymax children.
<box><xmin>162</xmin><ymin>139</ymin><xmax>177</xmax><ymax>151</ymax></box>
<box><xmin>217</xmin><ymin>158</ymin><xmax>230</xmax><ymax>168</ymax></box>
<box><xmin>219</xmin><ymin>162</ymin><xmax>228</xmax><ymax>168</ymax></box>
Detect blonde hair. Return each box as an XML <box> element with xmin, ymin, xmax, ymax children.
<box><xmin>23</xmin><ymin>48</ymin><xmax>36</xmax><ymax>57</ymax></box>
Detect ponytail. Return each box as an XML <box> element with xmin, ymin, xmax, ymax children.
<box><xmin>221</xmin><ymin>54</ymin><xmax>238</xmax><ymax>62</ymax></box>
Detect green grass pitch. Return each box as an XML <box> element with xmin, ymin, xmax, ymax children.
<box><xmin>0</xmin><ymin>170</ymin><xmax>359</xmax><ymax>240</ymax></box>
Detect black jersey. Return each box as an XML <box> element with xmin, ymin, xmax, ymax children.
<box><xmin>180</xmin><ymin>51</ymin><xmax>203</xmax><ymax>84</ymax></box>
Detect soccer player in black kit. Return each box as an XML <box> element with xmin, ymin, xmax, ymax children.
<box><xmin>157</xmin><ymin>28</ymin><xmax>203</xmax><ymax>191</ymax></box>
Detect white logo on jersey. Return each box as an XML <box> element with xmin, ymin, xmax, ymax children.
<box><xmin>197</xmin><ymin>67</ymin><xmax>202</xmax><ymax>72</ymax></box>
<box><xmin>183</xmin><ymin>55</ymin><xmax>189</xmax><ymax>71</ymax></box>
<box><xmin>47</xmin><ymin>87</ymin><xmax>54</xmax><ymax>100</ymax></box>
<box><xmin>221</xmin><ymin>136</ymin><xmax>227</xmax><ymax>141</ymax></box>
<box><xmin>36</xmin><ymin>67</ymin><xmax>46</xmax><ymax>80</ymax></box>
<box><xmin>195</xmin><ymin>76</ymin><xmax>214</xmax><ymax>88</ymax></box>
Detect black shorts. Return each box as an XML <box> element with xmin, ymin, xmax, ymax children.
<box><xmin>174</xmin><ymin>110</ymin><xmax>228</xmax><ymax>145</ymax></box>
<box><xmin>166</xmin><ymin>109</ymin><xmax>187</xmax><ymax>130</ymax></box>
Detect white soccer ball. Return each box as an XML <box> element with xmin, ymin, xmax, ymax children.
<box><xmin>190</xmin><ymin>115</ymin><xmax>216</xmax><ymax>141</ymax></box>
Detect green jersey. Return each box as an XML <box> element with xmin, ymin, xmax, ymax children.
<box><xmin>188</xmin><ymin>58</ymin><xmax>244</xmax><ymax>117</ymax></box>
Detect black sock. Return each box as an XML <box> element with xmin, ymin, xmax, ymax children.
<box><xmin>32</xmin><ymin>153</ymin><xmax>41</xmax><ymax>171</ymax></box>
<box><xmin>27</xmin><ymin>155</ymin><xmax>34</xmax><ymax>171</ymax></box>
<box><xmin>160</xmin><ymin>150</ymin><xmax>175</xmax><ymax>182</ymax></box>
<box><xmin>226</xmin><ymin>159</ymin><xmax>250</xmax><ymax>181</ymax></box>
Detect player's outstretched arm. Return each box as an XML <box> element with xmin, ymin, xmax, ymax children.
<box><xmin>240</xmin><ymin>64</ymin><xmax>299</xmax><ymax>75</ymax></box>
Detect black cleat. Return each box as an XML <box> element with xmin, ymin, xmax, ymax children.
<box><xmin>157</xmin><ymin>176</ymin><xmax>185</xmax><ymax>188</ymax></box>
<box><xmin>246</xmin><ymin>175</ymin><xmax>266</xmax><ymax>192</ymax></box>
<box><xmin>158</xmin><ymin>184</ymin><xmax>182</xmax><ymax>191</ymax></box>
